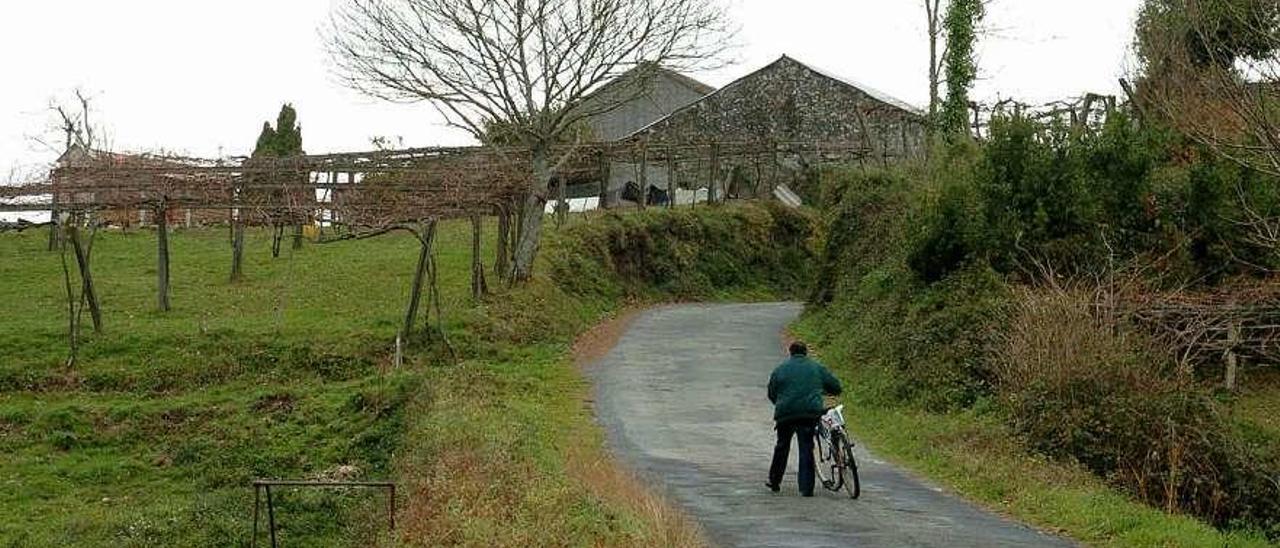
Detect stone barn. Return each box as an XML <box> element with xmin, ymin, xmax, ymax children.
<box><xmin>622</xmin><ymin>55</ymin><xmax>927</xmax><ymax>203</ymax></box>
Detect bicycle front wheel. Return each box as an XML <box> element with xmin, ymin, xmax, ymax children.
<box><xmin>841</xmin><ymin>436</ymin><xmax>861</xmax><ymax>499</ymax></box>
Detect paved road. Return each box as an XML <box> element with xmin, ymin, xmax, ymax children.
<box><xmin>590</xmin><ymin>303</ymin><xmax>1072</xmax><ymax>547</ymax></box>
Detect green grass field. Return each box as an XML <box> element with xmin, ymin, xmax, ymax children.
<box><xmin>0</xmin><ymin>223</ymin><xmax>493</xmax><ymax>546</ymax></box>
<box><xmin>0</xmin><ymin>204</ymin><xmax>807</xmax><ymax>547</ymax></box>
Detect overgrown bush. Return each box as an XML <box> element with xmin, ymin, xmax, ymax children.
<box><xmin>995</xmin><ymin>288</ymin><xmax>1280</xmax><ymax>533</ymax></box>
<box><xmin>545</xmin><ymin>202</ymin><xmax>817</xmax><ymax>300</ymax></box>
<box><xmin>810</xmin><ymin>168</ymin><xmax>1008</xmax><ymax>410</ymax></box>
<box><xmin>808</xmin><ymin>117</ymin><xmax>1280</xmax><ymax>536</ymax></box>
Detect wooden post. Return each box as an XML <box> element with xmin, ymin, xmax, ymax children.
<box><xmin>1225</xmin><ymin>321</ymin><xmax>1241</xmax><ymax>391</ymax></box>
<box><xmin>666</xmin><ymin>153</ymin><xmax>676</xmax><ymax>209</ymax></box>
<box><xmin>598</xmin><ymin>153</ymin><xmax>611</xmax><ymax>210</ymax></box>
<box><xmin>494</xmin><ymin>204</ymin><xmax>510</xmax><ymax>281</ymax></box>
<box><xmin>48</xmin><ymin>191</ymin><xmax>60</xmax><ymax>251</ymax></box>
<box><xmin>271</xmin><ymin>224</ymin><xmax>284</xmax><ymax>258</ymax></box>
<box><xmin>638</xmin><ymin>143</ymin><xmax>649</xmax><ymax>209</ymax></box>
<box><xmin>69</xmin><ymin>219</ymin><xmax>102</xmax><ymax>334</ymax></box>
<box><xmin>157</xmin><ymin>203</ymin><xmax>171</xmax><ymax>312</ymax></box>
<box><xmin>470</xmin><ymin>214</ymin><xmax>487</xmax><ymax>300</ymax></box>
<box><xmin>401</xmin><ymin>222</ymin><xmax>437</xmax><ymax>341</ymax></box>
<box><xmin>708</xmin><ymin>144</ymin><xmax>720</xmax><ymax>205</ymax></box>
<box><xmin>231</xmin><ymin>211</ymin><xmax>245</xmax><ymax>283</ymax></box>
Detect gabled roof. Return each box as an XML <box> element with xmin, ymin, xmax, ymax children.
<box><xmin>580</xmin><ymin>63</ymin><xmax>715</xmax><ymax>106</ymax></box>
<box><xmin>786</xmin><ymin>56</ymin><xmax>924</xmax><ymax>116</ymax></box>
<box><xmin>626</xmin><ymin>55</ymin><xmax>924</xmax><ymax>139</ymax></box>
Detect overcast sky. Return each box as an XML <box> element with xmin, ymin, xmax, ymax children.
<box><xmin>0</xmin><ymin>0</ymin><xmax>1143</xmax><ymax>180</ymax></box>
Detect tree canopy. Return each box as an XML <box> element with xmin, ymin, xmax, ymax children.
<box><xmin>253</xmin><ymin>104</ymin><xmax>304</xmax><ymax>157</ymax></box>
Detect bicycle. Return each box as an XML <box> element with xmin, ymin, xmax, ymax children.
<box><xmin>813</xmin><ymin>404</ymin><xmax>860</xmax><ymax>499</ymax></box>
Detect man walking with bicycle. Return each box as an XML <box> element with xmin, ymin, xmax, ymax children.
<box><xmin>765</xmin><ymin>341</ymin><xmax>843</xmax><ymax>497</ymax></box>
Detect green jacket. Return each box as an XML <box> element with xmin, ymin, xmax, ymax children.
<box><xmin>767</xmin><ymin>356</ymin><xmax>842</xmax><ymax>423</ymax></box>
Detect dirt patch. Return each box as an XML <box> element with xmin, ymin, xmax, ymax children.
<box><xmin>572</xmin><ymin>306</ymin><xmax>645</xmax><ymax>369</ymax></box>
<box><xmin>251</xmin><ymin>393</ymin><xmax>296</xmax><ymax>415</ymax></box>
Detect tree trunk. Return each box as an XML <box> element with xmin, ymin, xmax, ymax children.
<box><xmin>402</xmin><ymin>222</ymin><xmax>437</xmax><ymax>339</ymax></box>
<box><xmin>58</xmin><ymin>232</ymin><xmax>80</xmax><ymax>367</ymax></box>
<box><xmin>511</xmin><ymin>147</ymin><xmax>552</xmax><ymax>282</ymax></box>
<box><xmin>157</xmin><ymin>205</ymin><xmax>171</xmax><ymax>312</ymax></box>
<box><xmin>292</xmin><ymin>223</ymin><xmax>304</xmax><ymax>250</ymax></box>
<box><xmin>69</xmin><ymin>221</ymin><xmax>102</xmax><ymax>333</ymax></box>
<box><xmin>927</xmin><ymin>0</ymin><xmax>941</xmax><ymax>128</ymax></box>
<box><xmin>231</xmin><ymin>214</ymin><xmax>245</xmax><ymax>283</ymax></box>
<box><xmin>470</xmin><ymin>214</ymin><xmax>488</xmax><ymax>300</ymax></box>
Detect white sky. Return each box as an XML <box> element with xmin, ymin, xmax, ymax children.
<box><xmin>0</xmin><ymin>0</ymin><xmax>1142</xmax><ymax>180</ymax></box>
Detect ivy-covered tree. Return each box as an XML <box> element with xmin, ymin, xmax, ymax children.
<box><xmin>939</xmin><ymin>0</ymin><xmax>984</xmax><ymax>141</ymax></box>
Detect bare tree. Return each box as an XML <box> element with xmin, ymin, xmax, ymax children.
<box><xmin>1137</xmin><ymin>0</ymin><xmax>1280</xmax><ymax>173</ymax></box>
<box><xmin>326</xmin><ymin>0</ymin><xmax>733</xmax><ymax>281</ymax></box>
<box><xmin>45</xmin><ymin>91</ymin><xmax>108</xmax><ymax>342</ymax></box>
<box><xmin>1135</xmin><ymin>0</ymin><xmax>1280</xmax><ymax>250</ymax></box>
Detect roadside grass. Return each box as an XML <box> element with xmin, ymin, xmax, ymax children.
<box><xmin>395</xmin><ymin>343</ymin><xmax>703</xmax><ymax>546</ymax></box>
<box><xmin>791</xmin><ymin>316</ymin><xmax>1275</xmax><ymax>548</ymax></box>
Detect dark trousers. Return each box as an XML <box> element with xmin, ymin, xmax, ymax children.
<box><xmin>768</xmin><ymin>417</ymin><xmax>818</xmax><ymax>496</ymax></box>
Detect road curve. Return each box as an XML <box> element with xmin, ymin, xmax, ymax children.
<box><xmin>590</xmin><ymin>302</ymin><xmax>1071</xmax><ymax>547</ymax></box>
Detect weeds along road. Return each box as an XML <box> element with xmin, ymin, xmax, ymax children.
<box><xmin>590</xmin><ymin>303</ymin><xmax>1072</xmax><ymax>547</ymax></box>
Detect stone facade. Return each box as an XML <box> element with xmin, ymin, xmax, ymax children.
<box><xmin>578</xmin><ymin>56</ymin><xmax>925</xmax><ymax>207</ymax></box>
<box><xmin>630</xmin><ymin>55</ymin><xmax>926</xmax><ymax>158</ymax></box>
<box><xmin>606</xmin><ymin>56</ymin><xmax>926</xmax><ymax>204</ymax></box>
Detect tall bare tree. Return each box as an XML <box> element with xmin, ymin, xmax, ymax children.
<box><xmin>1137</xmin><ymin>0</ymin><xmax>1280</xmax><ymax>173</ymax></box>
<box><xmin>326</xmin><ymin>0</ymin><xmax>732</xmax><ymax>281</ymax></box>
<box><xmin>1136</xmin><ymin>0</ymin><xmax>1280</xmax><ymax>250</ymax></box>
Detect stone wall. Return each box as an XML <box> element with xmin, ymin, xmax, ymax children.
<box><xmin>631</xmin><ymin>56</ymin><xmax>926</xmax><ymax>160</ymax></box>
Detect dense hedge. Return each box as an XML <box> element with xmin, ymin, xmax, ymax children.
<box><xmin>806</xmin><ymin>114</ymin><xmax>1280</xmax><ymax>537</ymax></box>
<box><xmin>545</xmin><ymin>202</ymin><xmax>817</xmax><ymax>301</ymax></box>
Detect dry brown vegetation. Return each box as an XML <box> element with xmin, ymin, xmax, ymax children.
<box><xmin>994</xmin><ymin>285</ymin><xmax>1280</xmax><ymax>528</ymax></box>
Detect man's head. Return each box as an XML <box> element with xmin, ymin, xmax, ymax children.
<box><xmin>789</xmin><ymin>341</ymin><xmax>808</xmax><ymax>357</ymax></box>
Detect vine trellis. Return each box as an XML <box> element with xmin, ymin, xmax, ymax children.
<box><xmin>0</xmin><ymin>140</ymin><xmax>880</xmax><ymax>365</ymax></box>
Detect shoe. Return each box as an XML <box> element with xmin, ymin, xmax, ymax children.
<box><xmin>801</xmin><ymin>492</ymin><xmax>815</xmax><ymax>497</ymax></box>
<box><xmin>765</xmin><ymin>482</ymin><xmax>780</xmax><ymax>492</ymax></box>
